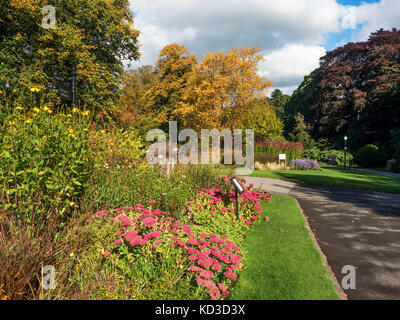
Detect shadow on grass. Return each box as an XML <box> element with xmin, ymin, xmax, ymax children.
<box><xmin>254</xmin><ymin>168</ymin><xmax>400</xmax><ymax>194</ymax></box>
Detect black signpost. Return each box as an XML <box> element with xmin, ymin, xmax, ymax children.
<box><xmin>59</xmin><ymin>85</ymin><xmax>73</xmax><ymax>102</ymax></box>
<box><xmin>54</xmin><ymin>74</ymin><xmax>69</xmax><ymax>82</ymax></box>
<box><xmin>47</xmin><ymin>67</ymin><xmax>76</xmax><ymax>107</ymax></box>
<box><xmin>229</xmin><ymin>177</ymin><xmax>244</xmax><ymax>220</ymax></box>
<box><xmin>46</xmin><ymin>84</ymin><xmax>58</xmax><ymax>90</ymax></box>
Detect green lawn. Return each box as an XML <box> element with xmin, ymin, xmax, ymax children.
<box><xmin>249</xmin><ymin>167</ymin><xmax>400</xmax><ymax>194</ymax></box>
<box><xmin>231</xmin><ymin>194</ymin><xmax>340</xmax><ymax>300</ymax></box>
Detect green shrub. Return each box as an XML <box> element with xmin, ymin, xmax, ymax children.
<box><xmin>84</xmin><ymin>163</ymin><xmax>219</xmax><ymax>221</ymax></box>
<box><xmin>355</xmin><ymin>144</ymin><xmax>384</xmax><ymax>168</ymax></box>
<box><xmin>89</xmin><ymin>126</ymin><xmax>146</xmax><ymax>169</ymax></box>
<box><xmin>0</xmin><ymin>106</ymin><xmax>92</xmax><ymax>223</ymax></box>
<box><xmin>304</xmin><ymin>148</ymin><xmax>353</xmax><ymax>166</ymax></box>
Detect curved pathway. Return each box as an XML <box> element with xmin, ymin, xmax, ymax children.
<box><xmin>244</xmin><ymin>176</ymin><xmax>400</xmax><ymax>300</ymax></box>
<box><xmin>355</xmin><ymin>168</ymin><xmax>400</xmax><ymax>179</ymax></box>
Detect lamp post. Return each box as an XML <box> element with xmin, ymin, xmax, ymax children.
<box><xmin>344</xmin><ymin>135</ymin><xmax>348</xmax><ymax>170</ymax></box>
<box><xmin>71</xmin><ymin>66</ymin><xmax>77</xmax><ymax>108</ymax></box>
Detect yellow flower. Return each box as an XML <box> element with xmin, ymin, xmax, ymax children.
<box><xmin>30</xmin><ymin>87</ymin><xmax>41</xmax><ymax>93</ymax></box>
<box><xmin>24</xmin><ymin>119</ymin><xmax>32</xmax><ymax>124</ymax></box>
<box><xmin>0</xmin><ymin>283</ymin><xmax>8</xmax><ymax>300</ymax></box>
<box><xmin>16</xmin><ymin>106</ymin><xmax>23</xmax><ymax>110</ymax></box>
<box><xmin>72</xmin><ymin>107</ymin><xmax>79</xmax><ymax>113</ymax></box>
<box><xmin>69</xmin><ymin>252</ymin><xmax>75</xmax><ymax>257</ymax></box>
<box><xmin>33</xmin><ymin>107</ymin><xmax>40</xmax><ymax>113</ymax></box>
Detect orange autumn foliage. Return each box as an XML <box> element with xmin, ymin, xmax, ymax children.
<box><xmin>174</xmin><ymin>46</ymin><xmax>273</xmax><ymax>132</ymax></box>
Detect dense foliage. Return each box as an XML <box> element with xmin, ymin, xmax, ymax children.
<box><xmin>144</xmin><ymin>44</ymin><xmax>197</xmax><ymax>132</ymax></box>
<box><xmin>244</xmin><ymin>99</ymin><xmax>284</xmax><ymax>141</ymax></box>
<box><xmin>268</xmin><ymin>89</ymin><xmax>291</xmax><ymax>122</ymax></box>
<box><xmin>255</xmin><ymin>141</ymin><xmax>304</xmax><ymax>162</ymax></box>
<box><xmin>121</xmin><ymin>46</ymin><xmax>275</xmax><ymax>135</ymax></box>
<box><xmin>0</xmin><ymin>0</ymin><xmax>140</xmax><ymax>113</ymax></box>
<box><xmin>355</xmin><ymin>144</ymin><xmax>384</xmax><ymax>168</ymax></box>
<box><xmin>285</xmin><ymin>29</ymin><xmax>400</xmax><ymax>158</ymax></box>
<box><xmin>303</xmin><ymin>148</ymin><xmax>354</xmax><ymax>167</ymax></box>
<box><xmin>0</xmin><ymin>105</ymin><xmax>92</xmax><ymax>223</ymax></box>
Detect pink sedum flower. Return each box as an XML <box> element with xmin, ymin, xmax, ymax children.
<box><xmin>142</xmin><ymin>217</ymin><xmax>157</xmax><ymax>228</ymax></box>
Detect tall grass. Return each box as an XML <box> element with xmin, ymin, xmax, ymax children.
<box><xmin>255</xmin><ymin>141</ymin><xmax>304</xmax><ymax>162</ymax></box>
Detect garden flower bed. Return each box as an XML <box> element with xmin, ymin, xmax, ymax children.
<box><xmin>86</xmin><ymin>175</ymin><xmax>271</xmax><ymax>300</ymax></box>
<box><xmin>289</xmin><ymin>159</ymin><xmax>321</xmax><ymax>171</ymax></box>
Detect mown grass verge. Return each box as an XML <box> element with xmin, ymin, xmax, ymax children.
<box><xmin>249</xmin><ymin>168</ymin><xmax>400</xmax><ymax>194</ymax></box>
<box><xmin>230</xmin><ymin>193</ymin><xmax>340</xmax><ymax>300</ymax></box>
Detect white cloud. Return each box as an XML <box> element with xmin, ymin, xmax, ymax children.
<box><xmin>130</xmin><ymin>0</ymin><xmax>342</xmax><ymax>65</ymax></box>
<box><xmin>353</xmin><ymin>0</ymin><xmax>400</xmax><ymax>41</ymax></box>
<box><xmin>128</xmin><ymin>0</ymin><xmax>400</xmax><ymax>95</ymax></box>
<box><xmin>260</xmin><ymin>44</ymin><xmax>326</xmax><ymax>94</ymax></box>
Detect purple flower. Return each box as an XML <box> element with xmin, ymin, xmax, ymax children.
<box><xmin>289</xmin><ymin>159</ymin><xmax>320</xmax><ymax>171</ymax></box>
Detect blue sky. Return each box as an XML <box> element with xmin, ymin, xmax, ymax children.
<box><xmin>129</xmin><ymin>0</ymin><xmax>400</xmax><ymax>94</ymax></box>
<box><xmin>337</xmin><ymin>0</ymin><xmax>378</xmax><ymax>5</ymax></box>
<box><xmin>326</xmin><ymin>0</ymin><xmax>381</xmax><ymax>50</ymax></box>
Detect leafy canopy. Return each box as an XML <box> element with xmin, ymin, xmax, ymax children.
<box><xmin>285</xmin><ymin>29</ymin><xmax>400</xmax><ymax>155</ymax></box>
<box><xmin>245</xmin><ymin>99</ymin><xmax>283</xmax><ymax>142</ymax></box>
<box><xmin>174</xmin><ymin>46</ymin><xmax>273</xmax><ymax>132</ymax></box>
<box><xmin>0</xmin><ymin>0</ymin><xmax>140</xmax><ymax>113</ymax></box>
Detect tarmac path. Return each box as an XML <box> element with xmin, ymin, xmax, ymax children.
<box><xmin>244</xmin><ymin>176</ymin><xmax>400</xmax><ymax>300</ymax></box>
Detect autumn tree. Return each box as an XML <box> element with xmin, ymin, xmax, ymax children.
<box><xmin>120</xmin><ymin>66</ymin><xmax>159</xmax><ymax>134</ymax></box>
<box><xmin>286</xmin><ymin>29</ymin><xmax>400</xmax><ymax>154</ymax></box>
<box><xmin>174</xmin><ymin>46</ymin><xmax>273</xmax><ymax>132</ymax></box>
<box><xmin>0</xmin><ymin>0</ymin><xmax>140</xmax><ymax>113</ymax></box>
<box><xmin>143</xmin><ymin>44</ymin><xmax>197</xmax><ymax>131</ymax></box>
<box><xmin>244</xmin><ymin>99</ymin><xmax>283</xmax><ymax>141</ymax></box>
